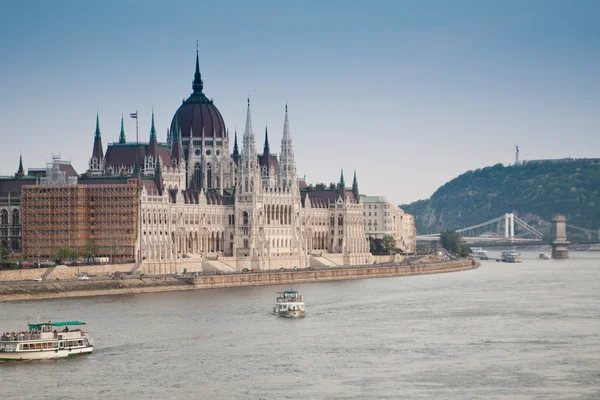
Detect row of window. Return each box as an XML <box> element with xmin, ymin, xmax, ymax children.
<box><xmin>0</xmin><ymin>209</ymin><xmax>19</xmax><ymax>226</ymax></box>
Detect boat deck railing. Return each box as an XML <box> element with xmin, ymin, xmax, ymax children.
<box><xmin>1</xmin><ymin>329</ymin><xmax>85</xmax><ymax>342</ymax></box>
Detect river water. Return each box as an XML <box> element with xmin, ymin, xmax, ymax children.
<box><xmin>1</xmin><ymin>251</ymin><xmax>599</xmax><ymax>399</ymax></box>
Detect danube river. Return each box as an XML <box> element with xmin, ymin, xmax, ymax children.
<box><xmin>1</xmin><ymin>251</ymin><xmax>599</xmax><ymax>399</ymax></box>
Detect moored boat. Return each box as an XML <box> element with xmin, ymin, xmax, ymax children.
<box><xmin>0</xmin><ymin>320</ymin><xmax>93</xmax><ymax>361</ymax></box>
<box><xmin>273</xmin><ymin>290</ymin><xmax>305</xmax><ymax>318</ymax></box>
<box><xmin>502</xmin><ymin>250</ymin><xmax>523</xmax><ymax>263</ymax></box>
<box><xmin>471</xmin><ymin>247</ymin><xmax>489</xmax><ymax>260</ymax></box>
<box><xmin>539</xmin><ymin>253</ymin><xmax>550</xmax><ymax>260</ymax></box>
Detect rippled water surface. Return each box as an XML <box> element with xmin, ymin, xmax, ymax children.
<box><xmin>1</xmin><ymin>251</ymin><xmax>599</xmax><ymax>399</ymax></box>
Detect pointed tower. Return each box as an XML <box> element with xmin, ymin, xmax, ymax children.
<box><xmin>352</xmin><ymin>170</ymin><xmax>360</xmax><ymax>200</ymax></box>
<box><xmin>278</xmin><ymin>104</ymin><xmax>297</xmax><ymax>190</ymax></box>
<box><xmin>89</xmin><ymin>112</ymin><xmax>104</xmax><ymax>175</ymax></box>
<box><xmin>148</xmin><ymin>109</ymin><xmax>159</xmax><ymax>164</ymax></box>
<box><xmin>232</xmin><ymin>129</ymin><xmax>240</xmax><ymax>165</ymax></box>
<box><xmin>261</xmin><ymin>125</ymin><xmax>272</xmax><ymax>186</ymax></box>
<box><xmin>118</xmin><ymin>114</ymin><xmax>126</xmax><ymax>144</ymax></box>
<box><xmin>15</xmin><ymin>154</ymin><xmax>25</xmax><ymax>178</ymax></box>
<box><xmin>239</xmin><ymin>98</ymin><xmax>259</xmax><ymax>178</ymax></box>
<box><xmin>154</xmin><ymin>157</ymin><xmax>164</xmax><ymax>194</ymax></box>
<box><xmin>171</xmin><ymin>117</ymin><xmax>184</xmax><ymax>166</ymax></box>
<box><xmin>192</xmin><ymin>44</ymin><xmax>203</xmax><ymax>94</ymax></box>
<box><xmin>235</xmin><ymin>98</ymin><xmax>262</xmax><ymax>261</ymax></box>
<box><xmin>338</xmin><ymin>169</ymin><xmax>346</xmax><ymax>199</ymax></box>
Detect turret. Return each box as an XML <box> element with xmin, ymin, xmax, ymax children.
<box><xmin>118</xmin><ymin>114</ymin><xmax>126</xmax><ymax>144</ymax></box>
<box><xmin>278</xmin><ymin>104</ymin><xmax>297</xmax><ymax>189</ymax></box>
<box><xmin>171</xmin><ymin>117</ymin><xmax>184</xmax><ymax>166</ymax></box>
<box><xmin>89</xmin><ymin>112</ymin><xmax>104</xmax><ymax>174</ymax></box>
<box><xmin>338</xmin><ymin>169</ymin><xmax>346</xmax><ymax>199</ymax></box>
<box><xmin>15</xmin><ymin>154</ymin><xmax>25</xmax><ymax>178</ymax></box>
<box><xmin>148</xmin><ymin>110</ymin><xmax>159</xmax><ymax>158</ymax></box>
<box><xmin>352</xmin><ymin>170</ymin><xmax>359</xmax><ymax>200</ymax></box>
<box><xmin>232</xmin><ymin>129</ymin><xmax>240</xmax><ymax>165</ymax></box>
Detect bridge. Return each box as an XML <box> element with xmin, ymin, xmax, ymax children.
<box><xmin>417</xmin><ymin>213</ymin><xmax>600</xmax><ymax>246</ymax></box>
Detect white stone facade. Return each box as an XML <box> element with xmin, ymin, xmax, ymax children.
<box><xmin>137</xmin><ymin>104</ymin><xmax>371</xmax><ymax>274</ymax></box>
<box><xmin>360</xmin><ymin>195</ymin><xmax>416</xmax><ymax>254</ymax></box>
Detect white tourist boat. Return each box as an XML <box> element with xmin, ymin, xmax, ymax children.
<box><xmin>502</xmin><ymin>250</ymin><xmax>523</xmax><ymax>263</ymax></box>
<box><xmin>471</xmin><ymin>247</ymin><xmax>489</xmax><ymax>259</ymax></box>
<box><xmin>273</xmin><ymin>290</ymin><xmax>306</xmax><ymax>318</ymax></box>
<box><xmin>0</xmin><ymin>320</ymin><xmax>93</xmax><ymax>361</ymax></box>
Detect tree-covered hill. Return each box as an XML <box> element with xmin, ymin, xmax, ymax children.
<box><xmin>400</xmin><ymin>161</ymin><xmax>600</xmax><ymax>236</ymax></box>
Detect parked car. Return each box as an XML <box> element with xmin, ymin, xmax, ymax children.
<box><xmin>32</xmin><ymin>277</ymin><xmax>43</xmax><ymax>282</ymax></box>
<box><xmin>78</xmin><ymin>275</ymin><xmax>90</xmax><ymax>281</ymax></box>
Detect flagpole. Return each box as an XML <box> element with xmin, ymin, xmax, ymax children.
<box><xmin>136</xmin><ymin>110</ymin><xmax>139</xmax><ymax>143</ymax></box>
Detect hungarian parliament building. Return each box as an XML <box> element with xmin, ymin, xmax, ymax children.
<box><xmin>0</xmin><ymin>51</ymin><xmax>415</xmax><ymax>274</ymax></box>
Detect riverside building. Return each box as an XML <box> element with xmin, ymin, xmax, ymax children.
<box><xmin>360</xmin><ymin>195</ymin><xmax>416</xmax><ymax>254</ymax></box>
<box><xmin>11</xmin><ymin>50</ymin><xmax>372</xmax><ymax>273</ymax></box>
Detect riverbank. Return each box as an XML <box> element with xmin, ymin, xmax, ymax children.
<box><xmin>0</xmin><ymin>260</ymin><xmax>477</xmax><ymax>302</ymax></box>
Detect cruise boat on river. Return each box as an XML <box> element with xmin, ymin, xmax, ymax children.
<box><xmin>0</xmin><ymin>320</ymin><xmax>93</xmax><ymax>361</ymax></box>
<box><xmin>471</xmin><ymin>247</ymin><xmax>489</xmax><ymax>260</ymax></box>
<box><xmin>273</xmin><ymin>290</ymin><xmax>306</xmax><ymax>318</ymax></box>
<box><xmin>502</xmin><ymin>250</ymin><xmax>523</xmax><ymax>263</ymax></box>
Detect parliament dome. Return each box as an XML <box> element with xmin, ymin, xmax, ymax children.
<box><xmin>170</xmin><ymin>51</ymin><xmax>226</xmax><ymax>139</ymax></box>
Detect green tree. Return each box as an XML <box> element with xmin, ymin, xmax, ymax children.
<box><xmin>440</xmin><ymin>229</ymin><xmax>471</xmax><ymax>257</ymax></box>
<box><xmin>381</xmin><ymin>234</ymin><xmax>397</xmax><ymax>255</ymax></box>
<box><xmin>55</xmin><ymin>246</ymin><xmax>71</xmax><ymax>262</ymax></box>
<box><xmin>82</xmin><ymin>239</ymin><xmax>98</xmax><ymax>261</ymax></box>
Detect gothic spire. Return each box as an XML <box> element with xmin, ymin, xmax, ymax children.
<box><xmin>171</xmin><ymin>116</ymin><xmax>184</xmax><ymax>163</ymax></box>
<box><xmin>233</xmin><ymin>129</ymin><xmax>239</xmax><ymax>155</ymax></box>
<box><xmin>15</xmin><ymin>154</ymin><xmax>24</xmax><ymax>178</ymax></box>
<box><xmin>263</xmin><ymin>125</ymin><xmax>270</xmax><ymax>154</ymax></box>
<box><xmin>119</xmin><ymin>113</ymin><xmax>126</xmax><ymax>144</ymax></box>
<box><xmin>150</xmin><ymin>109</ymin><xmax>157</xmax><ymax>141</ymax></box>
<box><xmin>94</xmin><ymin>112</ymin><xmax>101</xmax><ymax>140</ymax></box>
<box><xmin>90</xmin><ymin>112</ymin><xmax>104</xmax><ymax>168</ymax></box>
<box><xmin>352</xmin><ymin>170</ymin><xmax>359</xmax><ymax>199</ymax></box>
<box><xmin>339</xmin><ymin>169</ymin><xmax>345</xmax><ymax>187</ymax></box>
<box><xmin>242</xmin><ymin>98</ymin><xmax>256</xmax><ymax>160</ymax></box>
<box><xmin>192</xmin><ymin>42</ymin><xmax>203</xmax><ymax>93</ymax></box>
<box><xmin>278</xmin><ymin>104</ymin><xmax>297</xmax><ymax>189</ymax></box>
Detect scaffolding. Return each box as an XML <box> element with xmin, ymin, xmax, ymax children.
<box><xmin>21</xmin><ymin>183</ymin><xmax>138</xmax><ymax>262</ymax></box>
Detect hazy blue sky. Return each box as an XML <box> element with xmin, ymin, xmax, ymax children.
<box><xmin>1</xmin><ymin>0</ymin><xmax>598</xmax><ymax>205</ymax></box>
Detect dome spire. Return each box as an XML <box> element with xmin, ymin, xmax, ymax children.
<box><xmin>119</xmin><ymin>113</ymin><xmax>126</xmax><ymax>144</ymax></box>
<box><xmin>192</xmin><ymin>41</ymin><xmax>203</xmax><ymax>93</ymax></box>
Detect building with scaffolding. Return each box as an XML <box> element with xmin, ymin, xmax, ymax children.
<box><xmin>20</xmin><ymin>157</ymin><xmax>138</xmax><ymax>262</ymax></box>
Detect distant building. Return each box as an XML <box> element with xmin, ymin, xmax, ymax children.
<box><xmin>360</xmin><ymin>195</ymin><xmax>416</xmax><ymax>253</ymax></box>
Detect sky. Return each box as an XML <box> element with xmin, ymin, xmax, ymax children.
<box><xmin>0</xmin><ymin>0</ymin><xmax>599</xmax><ymax>205</ymax></box>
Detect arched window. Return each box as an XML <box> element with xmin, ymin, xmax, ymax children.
<box><xmin>242</xmin><ymin>211</ymin><xmax>249</xmax><ymax>226</ymax></box>
<box><xmin>194</xmin><ymin>163</ymin><xmax>202</xmax><ymax>189</ymax></box>
<box><xmin>244</xmin><ymin>178</ymin><xmax>249</xmax><ymax>192</ymax></box>
<box><xmin>243</xmin><ymin>239</ymin><xmax>249</xmax><ymax>249</ymax></box>
<box><xmin>1</xmin><ymin>210</ymin><xmax>7</xmax><ymax>225</ymax></box>
<box><xmin>207</xmin><ymin>163</ymin><xmax>212</xmax><ymax>189</ymax></box>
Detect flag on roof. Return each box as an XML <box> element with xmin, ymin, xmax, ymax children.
<box><xmin>130</xmin><ymin>112</ymin><xmax>137</xmax><ymax>119</ymax></box>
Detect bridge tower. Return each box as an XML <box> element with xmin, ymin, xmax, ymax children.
<box><xmin>504</xmin><ymin>213</ymin><xmax>515</xmax><ymax>240</ymax></box>
<box><xmin>551</xmin><ymin>215</ymin><xmax>569</xmax><ymax>259</ymax></box>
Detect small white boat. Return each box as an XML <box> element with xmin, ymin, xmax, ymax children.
<box><xmin>539</xmin><ymin>253</ymin><xmax>550</xmax><ymax>260</ymax></box>
<box><xmin>502</xmin><ymin>250</ymin><xmax>523</xmax><ymax>263</ymax></box>
<box><xmin>0</xmin><ymin>320</ymin><xmax>93</xmax><ymax>361</ymax></box>
<box><xmin>471</xmin><ymin>247</ymin><xmax>489</xmax><ymax>260</ymax></box>
<box><xmin>273</xmin><ymin>290</ymin><xmax>305</xmax><ymax>318</ymax></box>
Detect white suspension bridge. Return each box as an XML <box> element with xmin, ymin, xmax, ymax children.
<box><xmin>417</xmin><ymin>213</ymin><xmax>545</xmax><ymax>245</ymax></box>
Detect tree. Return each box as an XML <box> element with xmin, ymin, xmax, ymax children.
<box><xmin>0</xmin><ymin>244</ymin><xmax>9</xmax><ymax>260</ymax></box>
<box><xmin>55</xmin><ymin>246</ymin><xmax>71</xmax><ymax>262</ymax></box>
<box><xmin>440</xmin><ymin>229</ymin><xmax>471</xmax><ymax>257</ymax></box>
<box><xmin>82</xmin><ymin>239</ymin><xmax>98</xmax><ymax>262</ymax></box>
<box><xmin>381</xmin><ymin>235</ymin><xmax>397</xmax><ymax>255</ymax></box>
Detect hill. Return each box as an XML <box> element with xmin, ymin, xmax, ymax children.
<box><xmin>400</xmin><ymin>161</ymin><xmax>600</xmax><ymax>238</ymax></box>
